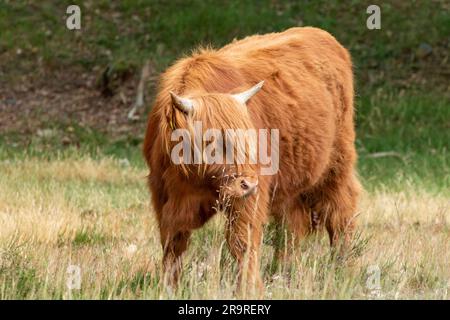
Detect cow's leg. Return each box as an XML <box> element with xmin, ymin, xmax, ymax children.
<box><xmin>158</xmin><ymin>197</ymin><xmax>197</xmax><ymax>288</ymax></box>
<box><xmin>158</xmin><ymin>194</ymin><xmax>216</xmax><ymax>288</ymax></box>
<box><xmin>160</xmin><ymin>228</ymin><xmax>191</xmax><ymax>287</ymax></box>
<box><xmin>150</xmin><ymin>181</ymin><xmax>189</xmax><ymax>287</ymax></box>
<box><xmin>271</xmin><ymin>198</ymin><xmax>311</xmax><ymax>271</ymax></box>
<box><xmin>225</xmin><ymin>193</ymin><xmax>268</xmax><ymax>296</ymax></box>
<box><xmin>316</xmin><ymin>172</ymin><xmax>361</xmax><ymax>255</ymax></box>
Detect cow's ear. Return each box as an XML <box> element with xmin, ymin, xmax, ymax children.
<box><xmin>170</xmin><ymin>91</ymin><xmax>194</xmax><ymax>114</ymax></box>
<box><xmin>232</xmin><ymin>81</ymin><xmax>264</xmax><ymax>105</ymax></box>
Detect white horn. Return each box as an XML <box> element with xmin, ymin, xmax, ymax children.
<box><xmin>232</xmin><ymin>81</ymin><xmax>264</xmax><ymax>105</ymax></box>
<box><xmin>170</xmin><ymin>91</ymin><xmax>194</xmax><ymax>114</ymax></box>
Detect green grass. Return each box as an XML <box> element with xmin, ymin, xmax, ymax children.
<box><xmin>72</xmin><ymin>229</ymin><xmax>110</xmax><ymax>246</ymax></box>
<box><xmin>1</xmin><ymin>1</ymin><xmax>448</xmax><ymax>94</ymax></box>
<box><xmin>357</xmin><ymin>92</ymin><xmax>450</xmax><ymax>193</ymax></box>
<box><xmin>0</xmin><ymin>122</ymin><xmax>145</xmax><ymax>168</ymax></box>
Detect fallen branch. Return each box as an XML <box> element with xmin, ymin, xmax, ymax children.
<box><xmin>365</xmin><ymin>151</ymin><xmax>402</xmax><ymax>158</ymax></box>
<box><xmin>364</xmin><ymin>151</ymin><xmax>406</xmax><ymax>162</ymax></box>
<box><xmin>128</xmin><ymin>60</ymin><xmax>152</xmax><ymax>120</ymax></box>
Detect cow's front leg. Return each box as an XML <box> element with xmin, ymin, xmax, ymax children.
<box><xmin>157</xmin><ymin>189</ymin><xmax>217</xmax><ymax>289</ymax></box>
<box><xmin>225</xmin><ymin>193</ymin><xmax>267</xmax><ymax>296</ymax></box>
<box><xmin>158</xmin><ymin>199</ymin><xmax>194</xmax><ymax>288</ymax></box>
<box><xmin>160</xmin><ymin>227</ymin><xmax>191</xmax><ymax>288</ymax></box>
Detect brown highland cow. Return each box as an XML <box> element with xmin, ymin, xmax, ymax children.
<box><xmin>143</xmin><ymin>27</ymin><xmax>361</xmax><ymax>292</ymax></box>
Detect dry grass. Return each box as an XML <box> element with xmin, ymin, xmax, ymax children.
<box><xmin>0</xmin><ymin>157</ymin><xmax>448</xmax><ymax>299</ymax></box>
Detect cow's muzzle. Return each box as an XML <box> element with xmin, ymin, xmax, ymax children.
<box><xmin>223</xmin><ymin>175</ymin><xmax>258</xmax><ymax>198</ymax></box>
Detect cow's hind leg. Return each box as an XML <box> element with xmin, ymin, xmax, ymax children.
<box><xmin>314</xmin><ymin>171</ymin><xmax>361</xmax><ymax>256</ymax></box>
<box><xmin>271</xmin><ymin>198</ymin><xmax>312</xmax><ymax>272</ymax></box>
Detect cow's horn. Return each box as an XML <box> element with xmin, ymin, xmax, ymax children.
<box><xmin>170</xmin><ymin>91</ymin><xmax>194</xmax><ymax>114</ymax></box>
<box><xmin>232</xmin><ymin>81</ymin><xmax>264</xmax><ymax>104</ymax></box>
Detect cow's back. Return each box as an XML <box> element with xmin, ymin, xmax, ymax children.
<box><xmin>218</xmin><ymin>28</ymin><xmax>354</xmax><ymax>193</ymax></box>
<box><xmin>220</xmin><ymin>27</ymin><xmax>351</xmax><ymax>75</ymax></box>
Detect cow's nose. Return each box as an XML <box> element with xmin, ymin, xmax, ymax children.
<box><xmin>239</xmin><ymin>178</ymin><xmax>258</xmax><ymax>196</ymax></box>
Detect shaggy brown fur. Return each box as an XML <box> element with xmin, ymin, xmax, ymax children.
<box><xmin>143</xmin><ymin>27</ymin><xmax>361</xmax><ymax>293</ymax></box>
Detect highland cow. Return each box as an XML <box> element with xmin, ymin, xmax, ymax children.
<box><xmin>143</xmin><ymin>27</ymin><xmax>361</xmax><ymax>292</ymax></box>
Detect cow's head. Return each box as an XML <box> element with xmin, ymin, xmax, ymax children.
<box><xmin>168</xmin><ymin>81</ymin><xmax>264</xmax><ymax>198</ymax></box>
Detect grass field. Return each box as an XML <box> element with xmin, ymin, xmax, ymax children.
<box><xmin>0</xmin><ymin>1</ymin><xmax>449</xmax><ymax>299</ymax></box>
<box><xmin>1</xmin><ymin>92</ymin><xmax>448</xmax><ymax>299</ymax></box>
<box><xmin>0</xmin><ymin>160</ymin><xmax>448</xmax><ymax>299</ymax></box>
